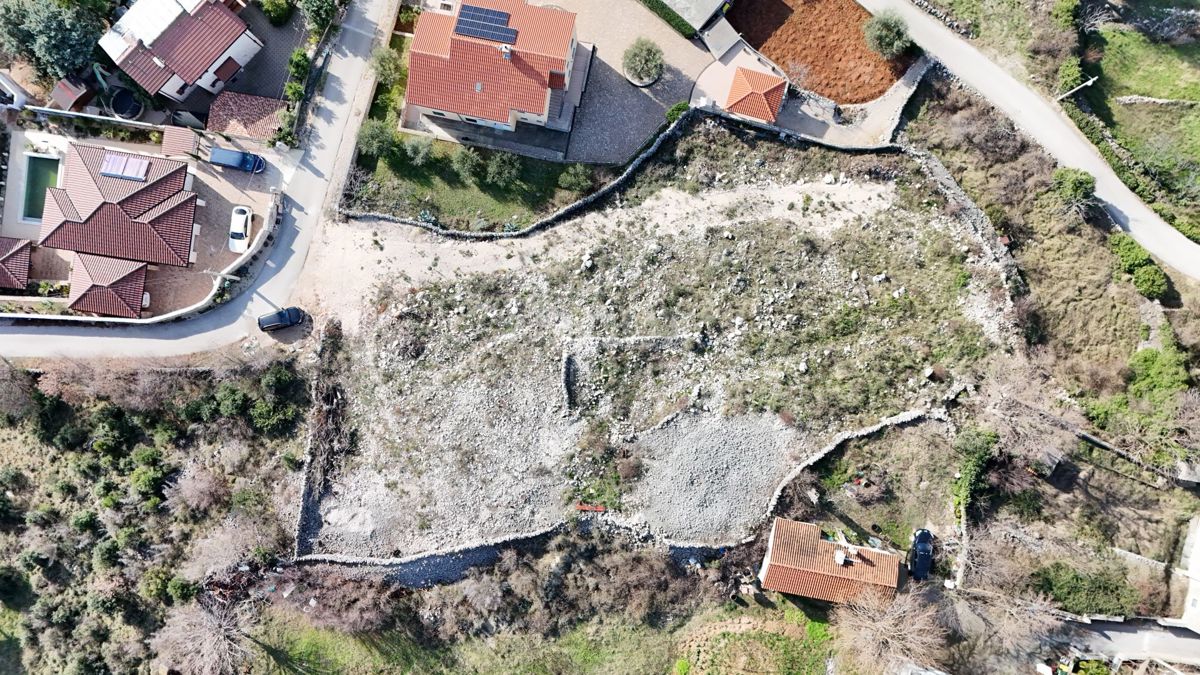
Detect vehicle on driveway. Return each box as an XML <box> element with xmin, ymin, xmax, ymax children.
<box><xmin>208</xmin><ymin>146</ymin><xmax>266</xmax><ymax>174</ymax></box>
<box><xmin>257</xmin><ymin>307</ymin><xmax>305</xmax><ymax>332</ymax></box>
<box><xmin>909</xmin><ymin>529</ymin><xmax>934</xmax><ymax>581</ymax></box>
<box><xmin>228</xmin><ymin>205</ymin><xmax>252</xmax><ymax>253</ymax></box>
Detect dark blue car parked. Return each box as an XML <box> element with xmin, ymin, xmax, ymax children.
<box><xmin>909</xmin><ymin>529</ymin><xmax>934</xmax><ymax>581</ymax></box>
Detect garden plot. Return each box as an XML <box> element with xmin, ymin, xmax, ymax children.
<box><xmin>306</xmin><ymin>124</ymin><xmax>1012</xmax><ymax>558</ymax></box>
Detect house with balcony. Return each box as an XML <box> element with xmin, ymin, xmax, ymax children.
<box><xmin>100</xmin><ymin>0</ymin><xmax>263</xmax><ymax>103</ymax></box>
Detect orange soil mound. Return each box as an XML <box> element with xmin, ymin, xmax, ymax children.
<box><xmin>727</xmin><ymin>0</ymin><xmax>911</xmax><ymax>104</ymax></box>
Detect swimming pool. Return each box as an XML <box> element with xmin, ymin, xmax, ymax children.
<box><xmin>22</xmin><ymin>155</ymin><xmax>61</xmax><ymax>222</ymax></box>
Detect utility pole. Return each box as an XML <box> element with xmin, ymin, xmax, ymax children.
<box><xmin>1056</xmin><ymin>76</ymin><xmax>1098</xmax><ymax>102</ymax></box>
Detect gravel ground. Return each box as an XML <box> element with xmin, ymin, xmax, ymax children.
<box><xmin>619</xmin><ymin>412</ymin><xmax>805</xmax><ymax>544</ymax></box>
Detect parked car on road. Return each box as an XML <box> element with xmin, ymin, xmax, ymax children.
<box><xmin>228</xmin><ymin>205</ymin><xmax>252</xmax><ymax>253</ymax></box>
<box><xmin>909</xmin><ymin>529</ymin><xmax>934</xmax><ymax>581</ymax></box>
<box><xmin>257</xmin><ymin>307</ymin><xmax>305</xmax><ymax>332</ymax></box>
<box><xmin>208</xmin><ymin>146</ymin><xmax>265</xmax><ymax>174</ymax></box>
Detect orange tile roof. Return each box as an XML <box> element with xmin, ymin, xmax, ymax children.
<box><xmin>207</xmin><ymin>91</ymin><xmax>286</xmax><ymax>140</ymax></box>
<box><xmin>726</xmin><ymin>66</ymin><xmax>787</xmax><ymax>123</ymax></box>
<box><xmin>759</xmin><ymin>518</ymin><xmax>903</xmax><ymax>603</ymax></box>
<box><xmin>407</xmin><ymin>0</ymin><xmax>575</xmax><ymax>125</ymax></box>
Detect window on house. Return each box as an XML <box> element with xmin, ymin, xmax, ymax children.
<box><xmin>432</xmin><ymin>111</ymin><xmax>446</xmax><ymax>117</ymax></box>
<box><xmin>463</xmin><ymin>117</ymin><xmax>477</xmax><ymax>123</ymax></box>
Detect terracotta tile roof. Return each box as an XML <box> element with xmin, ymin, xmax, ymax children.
<box><xmin>207</xmin><ymin>91</ymin><xmax>286</xmax><ymax>139</ymax></box>
<box><xmin>213</xmin><ymin>56</ymin><xmax>241</xmax><ymax>81</ymax></box>
<box><xmin>726</xmin><ymin>66</ymin><xmax>787</xmax><ymax>123</ymax></box>
<box><xmin>161</xmin><ymin>125</ymin><xmax>200</xmax><ymax>157</ymax></box>
<box><xmin>759</xmin><ymin>518</ymin><xmax>903</xmax><ymax>603</ymax></box>
<box><xmin>113</xmin><ymin>0</ymin><xmax>248</xmax><ymax>92</ymax></box>
<box><xmin>68</xmin><ymin>253</ymin><xmax>147</xmax><ymax>318</ymax></box>
<box><xmin>407</xmin><ymin>0</ymin><xmax>575</xmax><ymax>125</ymax></box>
<box><xmin>39</xmin><ymin>144</ymin><xmax>197</xmax><ymax>267</ymax></box>
<box><xmin>0</xmin><ymin>237</ymin><xmax>31</xmax><ymax>290</ymax></box>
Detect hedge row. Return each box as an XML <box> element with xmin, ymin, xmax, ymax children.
<box><xmin>637</xmin><ymin>0</ymin><xmax>696</xmax><ymax>38</ymax></box>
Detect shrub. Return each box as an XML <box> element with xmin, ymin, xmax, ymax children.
<box><xmin>132</xmin><ymin>445</ymin><xmax>162</xmax><ymax>467</ymax></box>
<box><xmin>297</xmin><ymin>0</ymin><xmax>338</xmax><ymax>32</ymax></box>
<box><xmin>249</xmin><ymin>398</ymin><xmax>300</xmax><ymax>436</ymax></box>
<box><xmin>260</xmin><ymin>363</ymin><xmax>298</xmax><ymax>402</ymax></box>
<box><xmin>864</xmin><ymin>12</ymin><xmax>912</xmax><ymax>60</ymax></box>
<box><xmin>284</xmin><ymin>80</ymin><xmax>305</xmax><ymax>102</ymax></box>
<box><xmin>139</xmin><ymin>566</ymin><xmax>172</xmax><ymax>602</ymax></box>
<box><xmin>0</xmin><ymin>493</ymin><xmax>21</xmax><ymax>525</ymax></box>
<box><xmin>371</xmin><ymin>45</ymin><xmax>404</xmax><ymax>86</ymax></box>
<box><xmin>1133</xmin><ymin>264</ymin><xmax>1169</xmax><ymax>300</ymax></box>
<box><xmin>666</xmin><ymin>101</ymin><xmax>689</xmax><ymax>123</ymax></box>
<box><xmin>70</xmin><ymin>510</ymin><xmax>99</xmax><ymax>532</ymax></box>
<box><xmin>259</xmin><ymin>0</ymin><xmax>294</xmax><ymax>25</ymax></box>
<box><xmin>1108</xmin><ymin>233</ymin><xmax>1152</xmax><ymax>273</ymax></box>
<box><xmin>1051</xmin><ymin>0</ymin><xmax>1079</xmax><ymax>29</ymax></box>
<box><xmin>130</xmin><ymin>464</ymin><xmax>168</xmax><ymax>497</ymax></box>
<box><xmin>167</xmin><ymin>577</ymin><xmax>198</xmax><ymax>604</ymax></box>
<box><xmin>357</xmin><ymin>118</ymin><xmax>396</xmax><ymax>157</ymax></box>
<box><xmin>288</xmin><ymin>48</ymin><xmax>311</xmax><ymax>81</ymax></box>
<box><xmin>558</xmin><ymin>163</ymin><xmax>594</xmax><ymax>192</ymax></box>
<box><xmin>92</xmin><ymin>539</ymin><xmax>120</xmax><ymax>569</ymax></box>
<box><xmin>623</xmin><ymin>38</ymin><xmax>664</xmax><ymax>83</ymax></box>
<box><xmin>452</xmin><ymin>146</ymin><xmax>483</xmax><ymax>180</ymax></box>
<box><xmin>403</xmin><ymin>135</ymin><xmax>433</xmax><ymax>166</ymax></box>
<box><xmin>25</xmin><ymin>503</ymin><xmax>60</xmax><ymax>527</ymax></box>
<box><xmin>1032</xmin><ymin>562</ymin><xmax>1138</xmax><ymax>615</ymax></box>
<box><xmin>115</xmin><ymin>526</ymin><xmax>142</xmax><ymax>549</ymax></box>
<box><xmin>180</xmin><ymin>396</ymin><xmax>219</xmax><ymax>424</ymax></box>
<box><xmin>231</xmin><ymin>488</ymin><xmax>267</xmax><ymax>515</ymax></box>
<box><xmin>634</xmin><ymin>0</ymin><xmax>694</xmax><ymax>37</ymax></box>
<box><xmin>215</xmin><ymin>383</ymin><xmax>251</xmax><ymax>417</ymax></box>
<box><xmin>1056</xmin><ymin>58</ymin><xmax>1083</xmax><ymax>94</ymax></box>
<box><xmin>1051</xmin><ymin>167</ymin><xmax>1095</xmax><ymax>211</ymax></box>
<box><xmin>485</xmin><ymin>151</ymin><xmax>522</xmax><ymax>188</ymax></box>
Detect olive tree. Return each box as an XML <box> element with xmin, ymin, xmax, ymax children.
<box><xmin>0</xmin><ymin>0</ymin><xmax>103</xmax><ymax>80</ymax></box>
<box><xmin>863</xmin><ymin>11</ymin><xmax>912</xmax><ymax>60</ymax></box>
<box><xmin>622</xmin><ymin>37</ymin><xmax>664</xmax><ymax>83</ymax></box>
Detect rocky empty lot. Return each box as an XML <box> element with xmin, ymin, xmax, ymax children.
<box><xmin>305</xmin><ymin>123</ymin><xmax>1012</xmax><ymax>559</ymax></box>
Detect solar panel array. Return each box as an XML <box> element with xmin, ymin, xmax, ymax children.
<box><xmin>454</xmin><ymin>4</ymin><xmax>517</xmax><ymax>44</ymax></box>
<box><xmin>99</xmin><ymin>153</ymin><xmax>150</xmax><ymax>182</ymax></box>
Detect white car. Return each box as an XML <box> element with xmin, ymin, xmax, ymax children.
<box><xmin>228</xmin><ymin>205</ymin><xmax>252</xmax><ymax>253</ymax></box>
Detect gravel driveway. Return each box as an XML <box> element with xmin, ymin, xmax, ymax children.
<box><xmin>537</xmin><ymin>0</ymin><xmax>713</xmax><ymax>164</ymax></box>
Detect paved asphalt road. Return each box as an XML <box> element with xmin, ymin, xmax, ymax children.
<box><xmin>1072</xmin><ymin>621</ymin><xmax>1200</xmax><ymax>666</ymax></box>
<box><xmin>859</xmin><ymin>0</ymin><xmax>1200</xmax><ymax>281</ymax></box>
<box><xmin>0</xmin><ymin>0</ymin><xmax>389</xmax><ymax>359</ymax></box>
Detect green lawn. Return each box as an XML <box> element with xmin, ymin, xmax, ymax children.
<box><xmin>355</xmin><ymin>142</ymin><xmax>585</xmax><ymax>229</ymax></box>
<box><xmin>368</xmin><ymin>34</ymin><xmax>411</xmax><ymax>122</ymax></box>
<box><xmin>1092</xmin><ymin>27</ymin><xmax>1200</xmax><ymax>100</ymax></box>
<box><xmin>0</xmin><ymin>608</ymin><xmax>23</xmax><ymax>674</ymax></box>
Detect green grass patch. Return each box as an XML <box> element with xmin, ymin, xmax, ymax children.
<box><xmin>353</xmin><ymin>142</ymin><xmax>583</xmax><ymax>229</ymax></box>
<box><xmin>250</xmin><ymin>610</ymin><xmax>452</xmax><ymax>674</ymax></box>
<box><xmin>1031</xmin><ymin>562</ymin><xmax>1139</xmax><ymax>616</ymax></box>
<box><xmin>0</xmin><ymin>607</ymin><xmax>23</xmax><ymax>675</ymax></box>
<box><xmin>1093</xmin><ymin>27</ymin><xmax>1200</xmax><ymax>101</ymax></box>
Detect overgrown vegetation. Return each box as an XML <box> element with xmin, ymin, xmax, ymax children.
<box><xmin>863</xmin><ymin>11</ymin><xmax>913</xmax><ymax>60</ymax></box>
<box><xmin>0</xmin><ymin>362</ymin><xmax>307</xmax><ymax>672</ymax></box>
<box><xmin>0</xmin><ymin>0</ymin><xmax>104</xmax><ymax>80</ymax></box>
<box><xmin>1031</xmin><ymin>562</ymin><xmax>1139</xmax><ymax>616</ymax></box>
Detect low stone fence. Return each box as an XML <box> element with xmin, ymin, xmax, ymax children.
<box><xmin>0</xmin><ymin>190</ymin><xmax>283</xmax><ymax>325</ymax></box>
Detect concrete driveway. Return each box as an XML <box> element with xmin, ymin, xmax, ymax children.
<box><xmin>858</xmin><ymin>0</ymin><xmax>1200</xmax><ymax>282</ymax></box>
<box><xmin>537</xmin><ymin>0</ymin><xmax>712</xmax><ymax>164</ymax></box>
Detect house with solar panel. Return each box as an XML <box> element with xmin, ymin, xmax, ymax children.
<box><xmin>404</xmin><ymin>0</ymin><xmax>592</xmax><ymax>139</ymax></box>
<box><xmin>29</xmin><ymin>143</ymin><xmax>201</xmax><ymax>318</ymax></box>
<box><xmin>99</xmin><ymin>0</ymin><xmax>263</xmax><ymax>103</ymax></box>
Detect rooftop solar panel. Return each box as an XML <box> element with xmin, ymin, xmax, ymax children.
<box><xmin>98</xmin><ymin>152</ymin><xmax>149</xmax><ymax>181</ymax></box>
<box><xmin>453</xmin><ymin>16</ymin><xmax>517</xmax><ymax>43</ymax></box>
<box><xmin>460</xmin><ymin>4</ymin><xmax>511</xmax><ymax>24</ymax></box>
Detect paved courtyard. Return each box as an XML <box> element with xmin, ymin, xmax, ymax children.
<box><xmin>538</xmin><ymin>0</ymin><xmax>713</xmax><ymax>164</ymax></box>
<box><xmin>228</xmin><ymin>5</ymin><xmax>309</xmax><ymax>100</ymax></box>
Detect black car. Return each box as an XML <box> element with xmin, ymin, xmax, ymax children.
<box><xmin>909</xmin><ymin>529</ymin><xmax>934</xmax><ymax>581</ymax></box>
<box><xmin>257</xmin><ymin>307</ymin><xmax>305</xmax><ymax>332</ymax></box>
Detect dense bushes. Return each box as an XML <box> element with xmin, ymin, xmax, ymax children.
<box><xmin>623</xmin><ymin>38</ymin><xmax>664</xmax><ymax>83</ymax></box>
<box><xmin>371</xmin><ymin>45</ymin><xmax>404</xmax><ymax>86</ymax></box>
<box><xmin>486</xmin><ymin>151</ymin><xmax>522</xmax><ymax>188</ymax></box>
<box><xmin>1032</xmin><ymin>562</ymin><xmax>1138</xmax><ymax>615</ymax></box>
<box><xmin>666</xmin><ymin>102</ymin><xmax>690</xmax><ymax>123</ymax></box>
<box><xmin>1051</xmin><ymin>167</ymin><xmax>1095</xmax><ymax>213</ymax></box>
<box><xmin>297</xmin><ymin>0</ymin><xmax>339</xmax><ymax>32</ymax></box>
<box><xmin>864</xmin><ymin>12</ymin><xmax>912</xmax><ymax>60</ymax></box>
<box><xmin>635</xmin><ymin>0</ymin><xmax>695</xmax><ymax>37</ymax></box>
<box><xmin>1107</xmin><ymin>233</ymin><xmax>1171</xmax><ymax>300</ymax></box>
<box><xmin>558</xmin><ymin>163</ymin><xmax>594</xmax><ymax>192</ymax></box>
<box><xmin>259</xmin><ymin>0</ymin><xmax>294</xmax><ymax>25</ymax></box>
<box><xmin>1050</xmin><ymin>0</ymin><xmax>1079</xmax><ymax>29</ymax></box>
<box><xmin>952</xmin><ymin>428</ymin><xmax>998</xmax><ymax>518</ymax></box>
<box><xmin>1056</xmin><ymin>58</ymin><xmax>1083</xmax><ymax>94</ymax></box>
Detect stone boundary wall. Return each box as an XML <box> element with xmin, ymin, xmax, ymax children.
<box><xmin>895</xmin><ymin>0</ymin><xmax>974</xmax><ymax>36</ymax></box>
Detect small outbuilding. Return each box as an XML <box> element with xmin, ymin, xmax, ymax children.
<box><xmin>758</xmin><ymin>517</ymin><xmax>904</xmax><ymax>603</ymax></box>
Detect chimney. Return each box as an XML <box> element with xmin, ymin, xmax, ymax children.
<box><xmin>834</xmin><ymin>549</ymin><xmax>846</xmax><ymax>566</ymax></box>
<box><xmin>500</xmin><ymin>44</ymin><xmax>512</xmax><ymax>60</ymax></box>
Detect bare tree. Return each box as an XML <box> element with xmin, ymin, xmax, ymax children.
<box><xmin>166</xmin><ymin>465</ymin><xmax>230</xmax><ymax>516</ymax></box>
<box><xmin>1175</xmin><ymin>389</ymin><xmax>1200</xmax><ymax>448</ymax></box>
<box><xmin>151</xmin><ymin>602</ymin><xmax>256</xmax><ymax>675</ymax></box>
<box><xmin>1079</xmin><ymin>3</ymin><xmax>1116</xmax><ymax>33</ymax></box>
<box><xmin>833</xmin><ymin>587</ymin><xmax>949</xmax><ymax>672</ymax></box>
<box><xmin>0</xmin><ymin>362</ymin><xmax>35</xmax><ymax>424</ymax></box>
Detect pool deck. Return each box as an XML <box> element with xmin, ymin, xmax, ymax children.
<box><xmin>1</xmin><ymin>129</ymin><xmax>73</xmax><ymax>240</ymax></box>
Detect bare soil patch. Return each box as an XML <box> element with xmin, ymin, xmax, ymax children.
<box><xmin>727</xmin><ymin>0</ymin><xmax>911</xmax><ymax>103</ymax></box>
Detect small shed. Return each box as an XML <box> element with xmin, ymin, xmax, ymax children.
<box><xmin>758</xmin><ymin>518</ymin><xmax>904</xmax><ymax>603</ymax></box>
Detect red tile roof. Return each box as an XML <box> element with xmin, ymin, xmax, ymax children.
<box><xmin>161</xmin><ymin>125</ymin><xmax>200</xmax><ymax>157</ymax></box>
<box><xmin>115</xmin><ymin>0</ymin><xmax>248</xmax><ymax>93</ymax></box>
<box><xmin>759</xmin><ymin>518</ymin><xmax>903</xmax><ymax>603</ymax></box>
<box><xmin>726</xmin><ymin>67</ymin><xmax>787</xmax><ymax>123</ymax></box>
<box><xmin>39</xmin><ymin>144</ymin><xmax>197</xmax><ymax>267</ymax></box>
<box><xmin>407</xmin><ymin>0</ymin><xmax>575</xmax><ymax>125</ymax></box>
<box><xmin>0</xmin><ymin>237</ymin><xmax>31</xmax><ymax>290</ymax></box>
<box><xmin>68</xmin><ymin>253</ymin><xmax>147</xmax><ymax>318</ymax></box>
<box><xmin>207</xmin><ymin>91</ymin><xmax>286</xmax><ymax>140</ymax></box>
